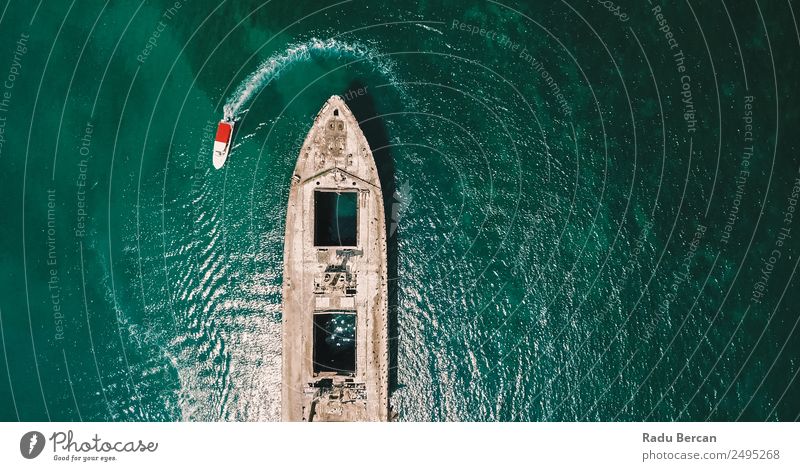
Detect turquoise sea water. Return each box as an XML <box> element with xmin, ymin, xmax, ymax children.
<box><xmin>0</xmin><ymin>0</ymin><xmax>798</xmax><ymax>421</ymax></box>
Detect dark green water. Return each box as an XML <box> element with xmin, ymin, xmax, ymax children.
<box><xmin>0</xmin><ymin>0</ymin><xmax>798</xmax><ymax>421</ymax></box>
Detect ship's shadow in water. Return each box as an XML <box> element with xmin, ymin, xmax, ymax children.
<box><xmin>344</xmin><ymin>80</ymin><xmax>400</xmax><ymax>396</ymax></box>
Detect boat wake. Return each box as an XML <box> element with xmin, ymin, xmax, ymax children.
<box><xmin>223</xmin><ymin>38</ymin><xmax>401</xmax><ymax>120</ymax></box>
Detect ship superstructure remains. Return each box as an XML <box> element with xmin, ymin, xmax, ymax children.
<box><xmin>281</xmin><ymin>96</ymin><xmax>388</xmax><ymax>421</ymax></box>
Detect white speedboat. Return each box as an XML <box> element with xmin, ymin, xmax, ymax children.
<box><xmin>212</xmin><ymin>120</ymin><xmax>234</xmax><ymax>169</ymax></box>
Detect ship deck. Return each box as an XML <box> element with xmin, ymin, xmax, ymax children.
<box><xmin>281</xmin><ymin>96</ymin><xmax>388</xmax><ymax>421</ymax></box>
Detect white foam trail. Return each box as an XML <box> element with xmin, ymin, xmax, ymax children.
<box><xmin>223</xmin><ymin>38</ymin><xmax>401</xmax><ymax>120</ymax></box>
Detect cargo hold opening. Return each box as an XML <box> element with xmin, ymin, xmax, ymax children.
<box><xmin>314</xmin><ymin>190</ymin><xmax>357</xmax><ymax>246</ymax></box>
<box><xmin>313</xmin><ymin>312</ymin><xmax>356</xmax><ymax>375</ymax></box>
